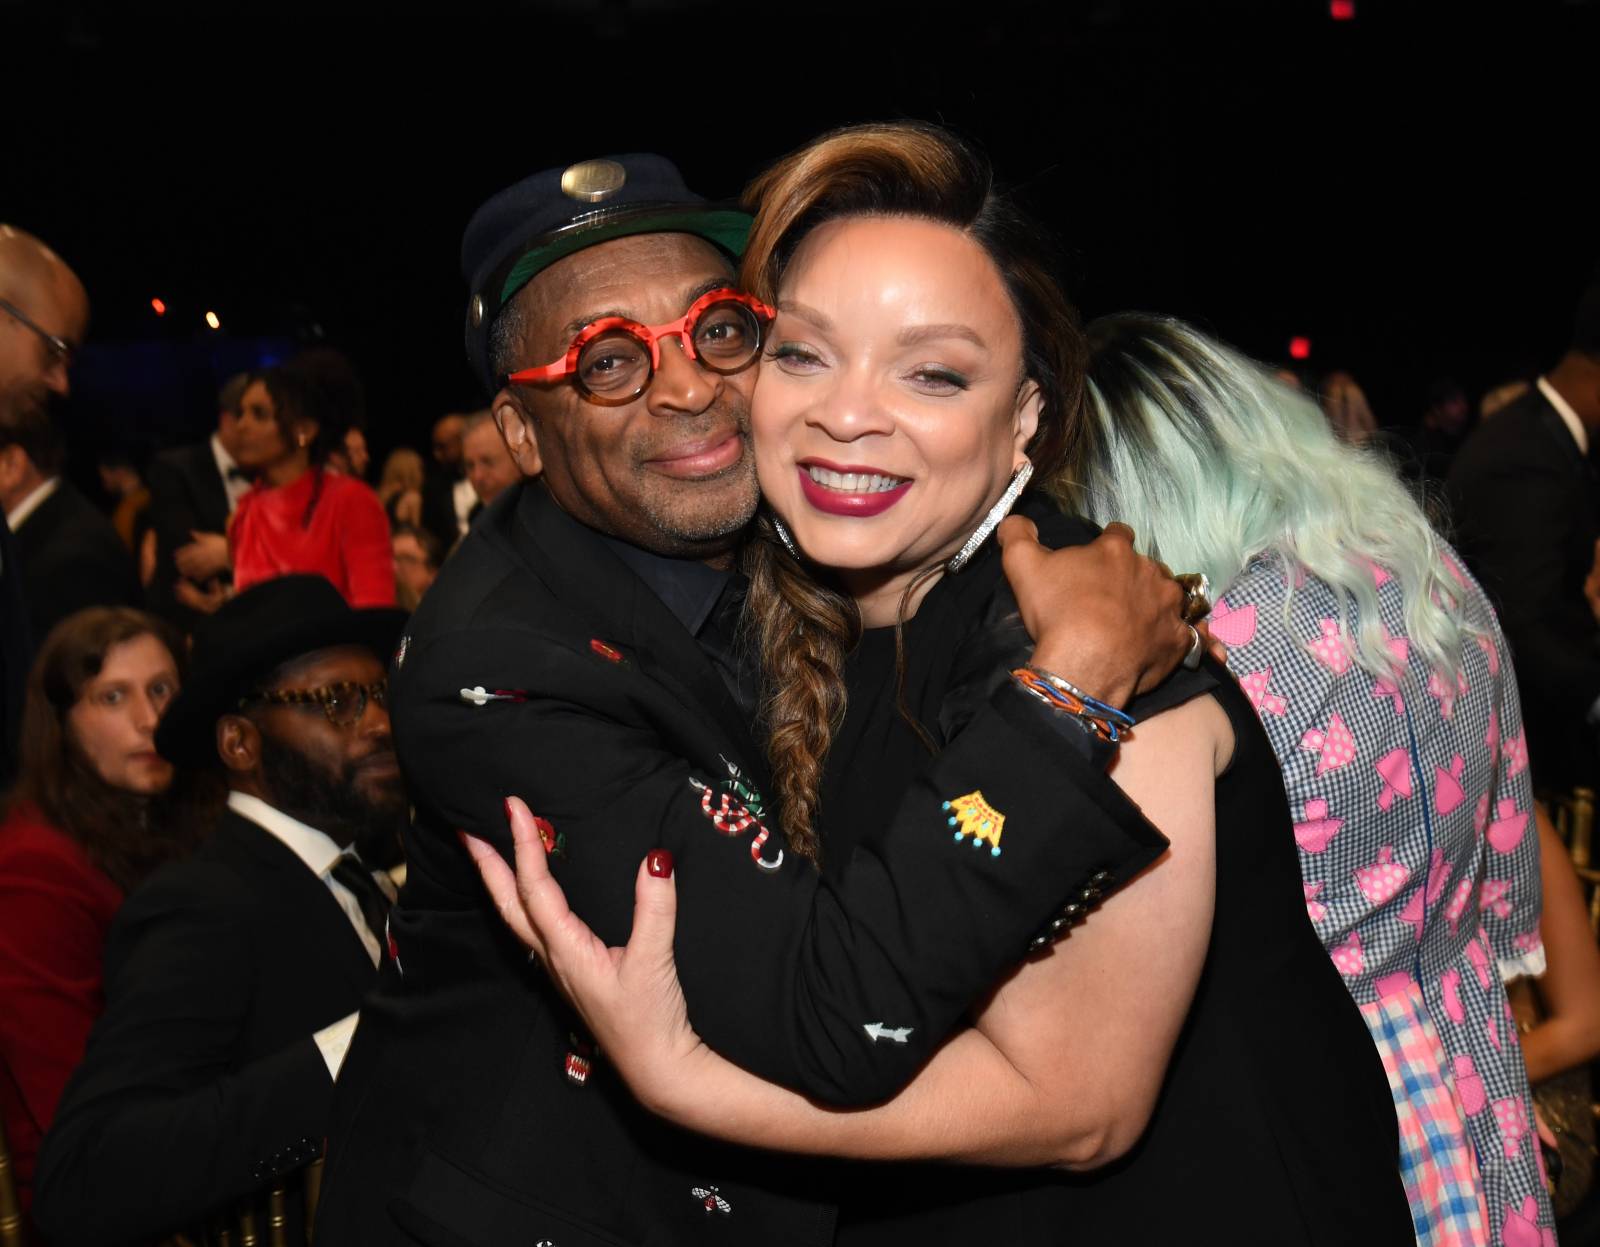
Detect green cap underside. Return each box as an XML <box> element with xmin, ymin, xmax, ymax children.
<box><xmin>496</xmin><ymin>208</ymin><xmax>754</xmax><ymax>312</ymax></box>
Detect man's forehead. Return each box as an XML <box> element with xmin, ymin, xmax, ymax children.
<box><xmin>523</xmin><ymin>233</ymin><xmax>734</xmax><ymax>334</ymax></box>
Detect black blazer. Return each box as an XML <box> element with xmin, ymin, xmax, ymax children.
<box><xmin>1445</xmin><ymin>386</ymin><xmax>1600</xmax><ymax>788</ymax></box>
<box><xmin>144</xmin><ymin>440</ymin><xmax>234</xmax><ymax>631</ymax></box>
<box><xmin>32</xmin><ymin>809</ymin><xmax>378</xmax><ymax>1246</ymax></box>
<box><xmin>316</xmin><ymin>482</ymin><xmax>1171</xmax><ymax>1247</ymax></box>
<box><xmin>0</xmin><ymin>509</ymin><xmax>31</xmax><ymax>788</ymax></box>
<box><xmin>11</xmin><ymin>481</ymin><xmax>139</xmax><ymax>642</ymax></box>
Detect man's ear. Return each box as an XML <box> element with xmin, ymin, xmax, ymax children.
<box><xmin>493</xmin><ymin>392</ymin><xmax>543</xmax><ymax>477</ymax></box>
<box><xmin>0</xmin><ymin>444</ymin><xmax>24</xmax><ymax>493</ymax></box>
<box><xmin>216</xmin><ymin>713</ymin><xmax>261</xmax><ymax>776</ymax></box>
<box><xmin>1012</xmin><ymin>381</ymin><xmax>1043</xmax><ymax>467</ymax></box>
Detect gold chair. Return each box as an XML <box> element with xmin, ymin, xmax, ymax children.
<box><xmin>1549</xmin><ymin>788</ymin><xmax>1600</xmax><ymax>933</ymax></box>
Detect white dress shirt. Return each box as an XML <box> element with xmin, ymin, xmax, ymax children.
<box><xmin>4</xmin><ymin>475</ymin><xmax>60</xmax><ymax>530</ymax></box>
<box><xmin>212</xmin><ymin>434</ymin><xmax>252</xmax><ymax>514</ymax></box>
<box><xmin>227</xmin><ymin>791</ymin><xmax>393</xmax><ymax>1077</ymax></box>
<box><xmin>1539</xmin><ymin>376</ymin><xmax>1588</xmax><ymax>456</ymax></box>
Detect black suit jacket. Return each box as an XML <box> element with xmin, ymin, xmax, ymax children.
<box><xmin>144</xmin><ymin>440</ymin><xmax>233</xmax><ymax>631</ymax></box>
<box><xmin>0</xmin><ymin>509</ymin><xmax>31</xmax><ymax>788</ymax></box>
<box><xmin>11</xmin><ymin>481</ymin><xmax>139</xmax><ymax>642</ymax></box>
<box><xmin>1445</xmin><ymin>386</ymin><xmax>1600</xmax><ymax>788</ymax></box>
<box><xmin>316</xmin><ymin>482</ymin><xmax>1170</xmax><ymax>1247</ymax></box>
<box><xmin>32</xmin><ymin>810</ymin><xmax>378</xmax><ymax>1246</ymax></box>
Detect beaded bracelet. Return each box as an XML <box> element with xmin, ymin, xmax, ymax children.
<box><xmin>1009</xmin><ymin>666</ymin><xmax>1137</xmax><ymax>743</ymax></box>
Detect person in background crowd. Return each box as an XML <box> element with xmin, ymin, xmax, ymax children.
<box><xmin>1447</xmin><ymin>281</ymin><xmax>1600</xmax><ymax>793</ymax></box>
<box><xmin>0</xmin><ymin>607</ymin><xmax>199</xmax><ymax>1229</ymax></box>
<box><xmin>1398</xmin><ymin>377</ymin><xmax>1474</xmax><ymax>488</ymax></box>
<box><xmin>94</xmin><ymin>445</ymin><xmax>150</xmax><ymax>553</ymax></box>
<box><xmin>0</xmin><ymin>403</ymin><xmax>140</xmax><ymax>640</ymax></box>
<box><xmin>375</xmin><ymin>446</ymin><xmax>426</xmax><ymax>531</ymax></box>
<box><xmin>1067</xmin><ymin>313</ymin><xmax>1550</xmax><ymax>1243</ymax></box>
<box><xmin>0</xmin><ymin>224</ymin><xmax>87</xmax><ymax>782</ymax></box>
<box><xmin>33</xmin><ymin>576</ymin><xmax>407</xmax><ymax>1247</ymax></box>
<box><xmin>1481</xmin><ymin>379</ymin><xmax>1532</xmax><ymax>422</ymax></box>
<box><xmin>1322</xmin><ymin>368</ymin><xmax>1378</xmax><ymax>444</ymax></box>
<box><xmin>461</xmin><ymin>407</ymin><xmax>522</xmax><ymax>515</ymax></box>
<box><xmin>420</xmin><ymin>411</ymin><xmax>473</xmax><ymax>548</ymax></box>
<box><xmin>390</xmin><ymin>523</ymin><xmax>441</xmax><ymax>612</ymax></box>
<box><xmin>228</xmin><ymin>364</ymin><xmax>396</xmax><ymax>607</ymax></box>
<box><xmin>144</xmin><ymin>373</ymin><xmax>252</xmax><ymax>632</ymax></box>
<box><xmin>328</xmin><ymin>425</ymin><xmax>370</xmax><ymax>481</ymax></box>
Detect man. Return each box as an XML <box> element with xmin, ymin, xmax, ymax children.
<box><xmin>143</xmin><ymin>373</ymin><xmax>252</xmax><ymax>630</ymax></box>
<box><xmin>419</xmin><ymin>410</ymin><xmax>474</xmax><ymax>547</ymax></box>
<box><xmin>1447</xmin><ymin>281</ymin><xmax>1600</xmax><ymax>791</ymax></box>
<box><xmin>33</xmin><ymin>575</ymin><xmax>407</xmax><ymax>1246</ymax></box>
<box><xmin>461</xmin><ymin>406</ymin><xmax>522</xmax><ymax>512</ymax></box>
<box><xmin>316</xmin><ymin>155</ymin><xmax>1195</xmax><ymax>1244</ymax></box>
<box><xmin>391</xmin><ymin>521</ymin><xmax>442</xmax><ymax>611</ymax></box>
<box><xmin>0</xmin><ymin>224</ymin><xmax>85</xmax><ymax>778</ymax></box>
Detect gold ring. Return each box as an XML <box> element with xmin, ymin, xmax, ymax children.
<box><xmin>1175</xmin><ymin>572</ymin><xmax>1211</xmax><ymax>624</ymax></box>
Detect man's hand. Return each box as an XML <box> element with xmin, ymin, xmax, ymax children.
<box><xmin>174</xmin><ymin>577</ymin><xmax>227</xmax><ymax>616</ymax></box>
<box><xmin>997</xmin><ymin>517</ymin><xmax>1203</xmax><ymax>708</ymax></box>
<box><xmin>173</xmin><ymin>530</ymin><xmax>230</xmax><ymax>581</ymax></box>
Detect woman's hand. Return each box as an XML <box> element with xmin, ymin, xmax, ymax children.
<box><xmin>997</xmin><ymin>516</ymin><xmax>1213</xmax><ymax>707</ymax></box>
<box><xmin>461</xmin><ymin>798</ymin><xmax>705</xmax><ymax>1114</ymax></box>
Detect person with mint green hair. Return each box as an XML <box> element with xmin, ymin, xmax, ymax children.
<box><xmin>1062</xmin><ymin>313</ymin><xmax>1551</xmax><ymax>1246</ymax></box>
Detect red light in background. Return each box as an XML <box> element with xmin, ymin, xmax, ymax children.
<box><xmin>150</xmin><ymin>298</ymin><xmax>166</xmax><ymax>316</ymax></box>
<box><xmin>1330</xmin><ymin>0</ymin><xmax>1355</xmax><ymax>19</ymax></box>
<box><xmin>1289</xmin><ymin>337</ymin><xmax>1312</xmax><ymax>361</ymax></box>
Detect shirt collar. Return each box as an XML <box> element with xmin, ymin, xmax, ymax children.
<box><xmin>5</xmin><ymin>475</ymin><xmax>60</xmax><ymax>529</ymax></box>
<box><xmin>228</xmin><ymin>790</ymin><xmax>346</xmax><ymax>877</ymax></box>
<box><xmin>1539</xmin><ymin>376</ymin><xmax>1588</xmax><ymax>456</ymax></box>
<box><xmin>600</xmin><ymin>535</ymin><xmax>731</xmax><ymax>637</ymax></box>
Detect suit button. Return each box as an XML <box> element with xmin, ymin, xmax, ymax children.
<box><xmin>1062</xmin><ymin>903</ymin><xmax>1083</xmax><ymax>919</ymax></box>
<box><xmin>1028</xmin><ymin>933</ymin><xmax>1050</xmax><ymax>952</ymax></box>
<box><xmin>1090</xmin><ymin>870</ymin><xmax>1112</xmax><ymax>887</ymax></box>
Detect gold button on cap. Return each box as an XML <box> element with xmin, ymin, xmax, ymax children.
<box><xmin>561</xmin><ymin>158</ymin><xmax>627</xmax><ymax>203</ymax></box>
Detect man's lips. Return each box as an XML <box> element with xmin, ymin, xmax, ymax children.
<box><xmin>645</xmin><ymin>432</ymin><xmax>744</xmax><ymax>479</ymax></box>
<box><xmin>795</xmin><ymin>459</ymin><xmax>913</xmax><ymax>518</ymax></box>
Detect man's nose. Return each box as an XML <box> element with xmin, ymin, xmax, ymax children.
<box><xmin>645</xmin><ymin>335</ymin><xmax>719</xmax><ymax>417</ymax></box>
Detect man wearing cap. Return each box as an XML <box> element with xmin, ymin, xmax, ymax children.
<box><xmin>33</xmin><ymin>575</ymin><xmax>408</xmax><ymax>1247</ymax></box>
<box><xmin>316</xmin><ymin>155</ymin><xmax>1189</xmax><ymax>1245</ymax></box>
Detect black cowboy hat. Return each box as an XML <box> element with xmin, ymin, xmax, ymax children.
<box><xmin>155</xmin><ymin>575</ymin><xmax>406</xmax><ymax>768</ymax></box>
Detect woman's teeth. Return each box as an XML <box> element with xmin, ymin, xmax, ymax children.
<box><xmin>805</xmin><ymin>465</ymin><xmax>907</xmax><ymax>494</ymax></box>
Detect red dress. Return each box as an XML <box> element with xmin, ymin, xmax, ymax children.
<box><xmin>0</xmin><ymin>803</ymin><xmax>122</xmax><ymax>1217</ymax></box>
<box><xmin>230</xmin><ymin>468</ymin><xmax>396</xmax><ymax>607</ymax></box>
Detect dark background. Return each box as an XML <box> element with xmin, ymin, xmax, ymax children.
<box><xmin>3</xmin><ymin>0</ymin><xmax>1594</xmax><ymax>477</ymax></box>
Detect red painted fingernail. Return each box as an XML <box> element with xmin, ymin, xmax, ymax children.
<box><xmin>504</xmin><ymin>797</ymin><xmax>516</xmax><ymax>823</ymax></box>
<box><xmin>647</xmin><ymin>849</ymin><xmax>674</xmax><ymax>879</ymax></box>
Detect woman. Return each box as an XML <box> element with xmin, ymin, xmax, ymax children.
<box><xmin>229</xmin><ymin>364</ymin><xmax>395</xmax><ymax>607</ymax></box>
<box><xmin>1063</xmin><ymin>313</ymin><xmax>1552</xmax><ymax>1243</ymax></box>
<box><xmin>0</xmin><ymin>608</ymin><xmax>198</xmax><ymax>1221</ymax></box>
<box><xmin>375</xmin><ymin>445</ymin><xmax>426</xmax><ymax>530</ymax></box>
<box><xmin>469</xmin><ymin>123</ymin><xmax>1413</xmax><ymax>1245</ymax></box>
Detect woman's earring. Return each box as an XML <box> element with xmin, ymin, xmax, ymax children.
<box><xmin>947</xmin><ymin>460</ymin><xmax>1034</xmax><ymax>573</ymax></box>
<box><xmin>770</xmin><ymin>514</ymin><xmax>802</xmax><ymax>561</ymax></box>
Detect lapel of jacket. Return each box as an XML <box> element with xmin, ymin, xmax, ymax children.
<box><xmin>213</xmin><ymin>809</ymin><xmax>378</xmax><ymax>998</ymax></box>
<box><xmin>502</xmin><ymin>484</ymin><xmax>768</xmax><ymax>785</ymax></box>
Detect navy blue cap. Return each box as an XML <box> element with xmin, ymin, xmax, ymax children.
<box><xmin>460</xmin><ymin>154</ymin><xmax>753</xmax><ymax>393</ymax></box>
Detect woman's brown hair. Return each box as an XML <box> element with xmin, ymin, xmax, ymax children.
<box><xmin>738</xmin><ymin>121</ymin><xmax>1089</xmax><ymax>863</ymax></box>
<box><xmin>9</xmin><ymin>607</ymin><xmax>210</xmax><ymax>891</ymax></box>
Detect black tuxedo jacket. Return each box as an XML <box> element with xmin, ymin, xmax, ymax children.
<box><xmin>0</xmin><ymin>509</ymin><xmax>31</xmax><ymax>787</ymax></box>
<box><xmin>144</xmin><ymin>440</ymin><xmax>233</xmax><ymax>631</ymax></box>
<box><xmin>1446</xmin><ymin>386</ymin><xmax>1600</xmax><ymax>788</ymax></box>
<box><xmin>316</xmin><ymin>482</ymin><xmax>1170</xmax><ymax>1247</ymax></box>
<box><xmin>11</xmin><ymin>481</ymin><xmax>138</xmax><ymax>642</ymax></box>
<box><xmin>32</xmin><ymin>810</ymin><xmax>377</xmax><ymax>1246</ymax></box>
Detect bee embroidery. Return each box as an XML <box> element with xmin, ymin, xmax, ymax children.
<box><xmin>691</xmin><ymin>1185</ymin><xmax>732</xmax><ymax>1216</ymax></box>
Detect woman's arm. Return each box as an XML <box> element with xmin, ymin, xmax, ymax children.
<box><xmin>470</xmin><ymin>694</ymin><xmax>1229</xmax><ymax>1168</ymax></box>
<box><xmin>1518</xmin><ymin>804</ymin><xmax>1600</xmax><ymax>1083</ymax></box>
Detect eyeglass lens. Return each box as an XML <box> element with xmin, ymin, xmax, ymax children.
<box><xmin>576</xmin><ymin>300</ymin><xmax>763</xmax><ymax>399</ymax></box>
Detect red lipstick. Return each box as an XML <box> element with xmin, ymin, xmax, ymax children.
<box><xmin>795</xmin><ymin>460</ymin><xmax>912</xmax><ymax>518</ymax></box>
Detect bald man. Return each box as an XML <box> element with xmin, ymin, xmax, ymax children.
<box><xmin>461</xmin><ymin>408</ymin><xmax>523</xmax><ymax>512</ymax></box>
<box><xmin>0</xmin><ymin>227</ymin><xmax>135</xmax><ymax>645</ymax></box>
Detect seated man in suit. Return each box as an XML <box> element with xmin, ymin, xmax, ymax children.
<box><xmin>461</xmin><ymin>406</ymin><xmax>522</xmax><ymax>516</ymax></box>
<box><xmin>314</xmin><ymin>155</ymin><xmax>1197</xmax><ymax>1244</ymax></box>
<box><xmin>1447</xmin><ymin>281</ymin><xmax>1600</xmax><ymax>790</ymax></box>
<box><xmin>144</xmin><ymin>372</ymin><xmax>253</xmax><ymax>631</ymax></box>
<box><xmin>32</xmin><ymin>574</ymin><xmax>407</xmax><ymax>1247</ymax></box>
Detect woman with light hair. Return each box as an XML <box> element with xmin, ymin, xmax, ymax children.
<box><xmin>1061</xmin><ymin>313</ymin><xmax>1550</xmax><ymax>1245</ymax></box>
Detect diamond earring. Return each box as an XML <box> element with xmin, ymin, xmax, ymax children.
<box><xmin>947</xmin><ymin>460</ymin><xmax>1034</xmax><ymax>573</ymax></box>
<box><xmin>770</xmin><ymin>513</ymin><xmax>801</xmax><ymax>561</ymax></box>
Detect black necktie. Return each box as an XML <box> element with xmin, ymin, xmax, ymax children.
<box><xmin>329</xmin><ymin>854</ymin><xmax>392</xmax><ymax>950</ymax></box>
